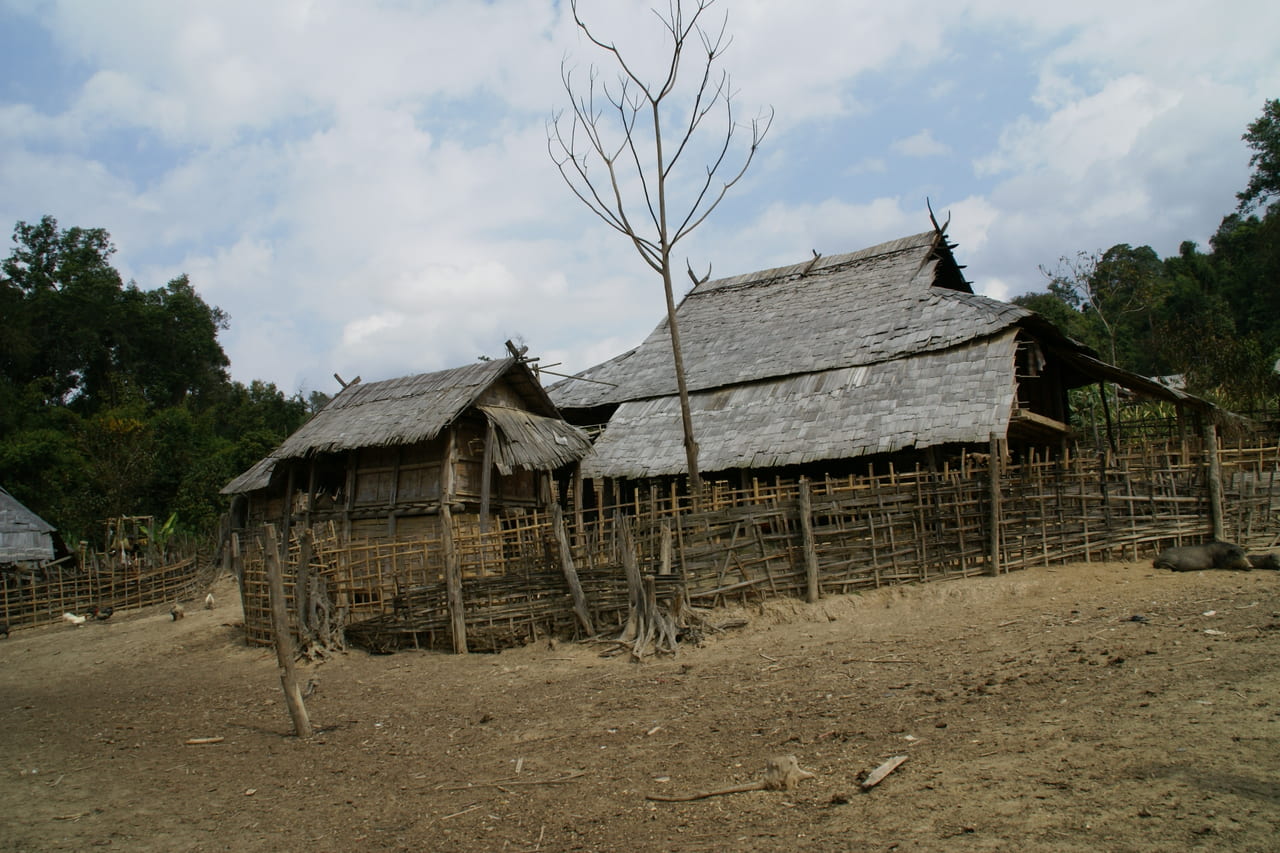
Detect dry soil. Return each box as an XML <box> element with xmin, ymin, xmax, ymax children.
<box><xmin>2</xmin><ymin>561</ymin><xmax>1278</xmax><ymax>852</ymax></box>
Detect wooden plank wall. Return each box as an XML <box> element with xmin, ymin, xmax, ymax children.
<box><xmin>236</xmin><ymin>438</ymin><xmax>1280</xmax><ymax>649</ymax></box>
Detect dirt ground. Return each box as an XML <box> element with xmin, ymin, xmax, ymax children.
<box><xmin>2</xmin><ymin>561</ymin><xmax>1279</xmax><ymax>853</ymax></box>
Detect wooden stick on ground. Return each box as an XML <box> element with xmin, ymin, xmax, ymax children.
<box><xmin>645</xmin><ymin>755</ymin><xmax>815</xmax><ymax>802</ymax></box>
<box><xmin>861</xmin><ymin>755</ymin><xmax>908</xmax><ymax>790</ymax></box>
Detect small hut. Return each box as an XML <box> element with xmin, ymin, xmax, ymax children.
<box><xmin>0</xmin><ymin>486</ymin><xmax>59</xmax><ymax>567</ymax></box>
<box><xmin>222</xmin><ymin>356</ymin><xmax>595</xmax><ymax>649</ymax></box>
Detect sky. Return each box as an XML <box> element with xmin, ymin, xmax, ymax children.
<box><xmin>2</xmin><ymin>0</ymin><xmax>1277</xmax><ymax>399</ymax></box>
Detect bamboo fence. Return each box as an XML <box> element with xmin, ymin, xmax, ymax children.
<box><xmin>237</xmin><ymin>437</ymin><xmax>1280</xmax><ymax>652</ymax></box>
<box><xmin>1</xmin><ymin>551</ymin><xmax>208</xmax><ymax>631</ymax></box>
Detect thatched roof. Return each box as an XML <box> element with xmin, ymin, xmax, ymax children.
<box><xmin>0</xmin><ymin>486</ymin><xmax>56</xmax><ymax>563</ymax></box>
<box><xmin>222</xmin><ymin>358</ymin><xmax>592</xmax><ymax>495</ymax></box>
<box><xmin>550</xmin><ymin>229</ymin><xmax>1218</xmax><ymax>480</ymax></box>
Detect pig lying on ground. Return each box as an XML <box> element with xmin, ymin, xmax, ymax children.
<box><xmin>1152</xmin><ymin>541</ymin><xmax>1252</xmax><ymax>572</ymax></box>
<box><xmin>1246</xmin><ymin>552</ymin><xmax>1280</xmax><ymax>571</ymax></box>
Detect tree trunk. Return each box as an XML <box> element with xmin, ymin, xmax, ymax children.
<box><xmin>662</xmin><ymin>249</ymin><xmax>702</xmax><ymax>496</ymax></box>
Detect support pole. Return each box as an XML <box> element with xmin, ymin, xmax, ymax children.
<box><xmin>1204</xmin><ymin>419</ymin><xmax>1225</xmax><ymax>541</ymax></box>
<box><xmin>442</xmin><ymin>428</ymin><xmax>467</xmax><ymax>654</ymax></box>
<box><xmin>264</xmin><ymin>525</ymin><xmax>313</xmax><ymax>738</ymax></box>
<box><xmin>988</xmin><ymin>433</ymin><xmax>1004</xmax><ymax>576</ymax></box>
<box><xmin>798</xmin><ymin>478</ymin><xmax>820</xmax><ymax>603</ymax></box>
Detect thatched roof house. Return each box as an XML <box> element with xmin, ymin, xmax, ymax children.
<box><xmin>0</xmin><ymin>486</ymin><xmax>58</xmax><ymax>565</ymax></box>
<box><xmin>223</xmin><ymin>357</ymin><xmax>594</xmax><ymax>538</ymax></box>
<box><xmin>549</xmin><ymin>229</ymin><xmax>1211</xmax><ymax>481</ymax></box>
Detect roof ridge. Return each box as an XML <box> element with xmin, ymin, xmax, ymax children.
<box><xmin>692</xmin><ymin>232</ymin><xmax>937</xmax><ymax>298</ymax></box>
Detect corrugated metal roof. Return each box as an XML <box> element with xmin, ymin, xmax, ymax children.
<box><xmin>580</xmin><ymin>332</ymin><xmax>1020</xmax><ymax>479</ymax></box>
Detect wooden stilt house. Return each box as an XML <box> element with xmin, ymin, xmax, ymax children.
<box><xmin>221</xmin><ymin>357</ymin><xmax>595</xmax><ymax>649</ymax></box>
<box><xmin>548</xmin><ymin>227</ymin><xmax>1216</xmax><ymax>486</ymax></box>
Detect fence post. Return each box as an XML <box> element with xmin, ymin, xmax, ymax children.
<box><xmin>551</xmin><ymin>502</ymin><xmax>594</xmax><ymax>636</ymax></box>
<box><xmin>263</xmin><ymin>524</ymin><xmax>313</xmax><ymax>738</ymax></box>
<box><xmin>1204</xmin><ymin>420</ymin><xmax>1225</xmax><ymax>541</ymax></box>
<box><xmin>798</xmin><ymin>478</ymin><xmax>820</xmax><ymax>603</ymax></box>
<box><xmin>988</xmin><ymin>433</ymin><xmax>1003</xmax><ymax>576</ymax></box>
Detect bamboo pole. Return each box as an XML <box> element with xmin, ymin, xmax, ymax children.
<box><xmin>798</xmin><ymin>478</ymin><xmax>820</xmax><ymax>603</ymax></box>
<box><xmin>263</xmin><ymin>525</ymin><xmax>313</xmax><ymax>738</ymax></box>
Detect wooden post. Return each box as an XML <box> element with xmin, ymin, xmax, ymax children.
<box><xmin>442</xmin><ymin>428</ymin><xmax>467</xmax><ymax>654</ymax></box>
<box><xmin>263</xmin><ymin>525</ymin><xmax>313</xmax><ymax>738</ymax></box>
<box><xmin>1204</xmin><ymin>419</ymin><xmax>1225</xmax><ymax>541</ymax></box>
<box><xmin>551</xmin><ymin>502</ymin><xmax>594</xmax><ymax>636</ymax></box>
<box><xmin>987</xmin><ymin>433</ymin><xmax>1003</xmax><ymax>576</ymax></box>
<box><xmin>479</xmin><ymin>419</ymin><xmax>496</xmax><ymax>533</ymax></box>
<box><xmin>798</xmin><ymin>478</ymin><xmax>820</xmax><ymax>603</ymax></box>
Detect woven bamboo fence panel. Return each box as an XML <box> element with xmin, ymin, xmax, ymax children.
<box><xmin>237</xmin><ymin>438</ymin><xmax>1280</xmax><ymax>650</ymax></box>
<box><xmin>2</xmin><ymin>555</ymin><xmax>207</xmax><ymax>631</ymax></box>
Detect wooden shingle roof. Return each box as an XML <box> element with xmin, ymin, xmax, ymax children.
<box><xmin>580</xmin><ymin>331</ymin><xmax>1020</xmax><ymax>479</ymax></box>
<box><xmin>550</xmin><ymin>231</ymin><xmax>1025</xmax><ymax>410</ymax></box>
<box><xmin>0</xmin><ymin>486</ymin><xmax>56</xmax><ymax>563</ymax></box>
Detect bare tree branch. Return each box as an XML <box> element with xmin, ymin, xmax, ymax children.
<box><xmin>548</xmin><ymin>0</ymin><xmax>771</xmax><ymax>492</ymax></box>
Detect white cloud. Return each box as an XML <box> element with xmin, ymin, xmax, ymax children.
<box><xmin>892</xmin><ymin>129</ymin><xmax>950</xmax><ymax>158</ymax></box>
<box><xmin>2</xmin><ymin>0</ymin><xmax>1277</xmax><ymax>392</ymax></box>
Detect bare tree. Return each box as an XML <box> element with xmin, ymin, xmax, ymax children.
<box><xmin>549</xmin><ymin>0</ymin><xmax>772</xmax><ymax>494</ymax></box>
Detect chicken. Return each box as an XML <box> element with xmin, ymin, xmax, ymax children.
<box><xmin>62</xmin><ymin>612</ymin><xmax>87</xmax><ymax>626</ymax></box>
<box><xmin>170</xmin><ymin>604</ymin><xmax>185</xmax><ymax>621</ymax></box>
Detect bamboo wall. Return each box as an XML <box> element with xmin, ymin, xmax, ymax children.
<box><xmin>237</xmin><ymin>437</ymin><xmax>1280</xmax><ymax>651</ymax></box>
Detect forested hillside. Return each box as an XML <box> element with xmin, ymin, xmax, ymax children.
<box><xmin>0</xmin><ymin>216</ymin><xmax>325</xmax><ymax>543</ymax></box>
<box><xmin>2</xmin><ymin>100</ymin><xmax>1277</xmax><ymax>544</ymax></box>
<box><xmin>1014</xmin><ymin>98</ymin><xmax>1280</xmax><ymax>410</ymax></box>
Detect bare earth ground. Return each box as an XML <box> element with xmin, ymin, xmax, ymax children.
<box><xmin>2</xmin><ymin>561</ymin><xmax>1279</xmax><ymax>853</ymax></box>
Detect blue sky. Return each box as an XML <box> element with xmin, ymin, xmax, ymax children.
<box><xmin>2</xmin><ymin>0</ymin><xmax>1277</xmax><ymax>398</ymax></box>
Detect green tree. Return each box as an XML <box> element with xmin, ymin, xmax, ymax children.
<box><xmin>1238</xmin><ymin>98</ymin><xmax>1280</xmax><ymax>214</ymax></box>
<box><xmin>1037</xmin><ymin>245</ymin><xmax>1168</xmax><ymax>374</ymax></box>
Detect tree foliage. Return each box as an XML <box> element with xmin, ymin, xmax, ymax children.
<box><xmin>0</xmin><ymin>216</ymin><xmax>313</xmax><ymax>542</ymax></box>
<box><xmin>1016</xmin><ymin>99</ymin><xmax>1280</xmax><ymax>413</ymax></box>
<box><xmin>1238</xmin><ymin>98</ymin><xmax>1280</xmax><ymax>214</ymax></box>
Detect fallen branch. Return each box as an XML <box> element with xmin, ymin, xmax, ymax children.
<box><xmin>842</xmin><ymin>658</ymin><xmax>917</xmax><ymax>664</ymax></box>
<box><xmin>184</xmin><ymin>736</ymin><xmax>225</xmax><ymax>745</ymax></box>
<box><xmin>646</xmin><ymin>755</ymin><xmax>815</xmax><ymax>802</ymax></box>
